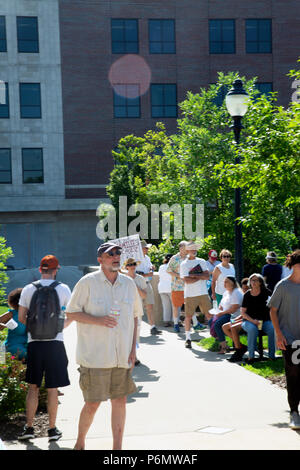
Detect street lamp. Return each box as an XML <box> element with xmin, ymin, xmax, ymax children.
<box><xmin>225</xmin><ymin>79</ymin><xmax>249</xmax><ymax>282</ymax></box>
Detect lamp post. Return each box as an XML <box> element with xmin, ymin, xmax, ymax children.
<box><xmin>225</xmin><ymin>79</ymin><xmax>249</xmax><ymax>282</ymax></box>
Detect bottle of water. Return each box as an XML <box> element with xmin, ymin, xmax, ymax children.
<box><xmin>60</xmin><ymin>306</ymin><xmax>66</xmax><ymax>320</ymax></box>
<box><xmin>213</xmin><ymin>300</ymin><xmax>218</xmax><ymax>311</ymax></box>
<box><xmin>0</xmin><ymin>341</ymin><xmax>6</xmax><ymax>364</ymax></box>
<box><xmin>109</xmin><ymin>300</ymin><xmax>120</xmax><ymax>324</ymax></box>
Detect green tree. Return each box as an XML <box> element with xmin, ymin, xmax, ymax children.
<box><xmin>0</xmin><ymin>236</ymin><xmax>13</xmax><ymax>304</ymax></box>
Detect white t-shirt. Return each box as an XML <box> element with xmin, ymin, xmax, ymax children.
<box><xmin>158</xmin><ymin>264</ymin><xmax>172</xmax><ymax>294</ymax></box>
<box><xmin>138</xmin><ymin>254</ymin><xmax>153</xmax><ymax>282</ymax></box>
<box><xmin>215</xmin><ymin>263</ymin><xmax>236</xmax><ymax>295</ymax></box>
<box><xmin>180</xmin><ymin>257</ymin><xmax>208</xmax><ymax>298</ymax></box>
<box><xmin>19</xmin><ymin>279</ymin><xmax>72</xmax><ymax>342</ymax></box>
<box><xmin>219</xmin><ymin>288</ymin><xmax>243</xmax><ymax>319</ymax></box>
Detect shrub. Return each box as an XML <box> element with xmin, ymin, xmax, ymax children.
<box><xmin>0</xmin><ymin>353</ymin><xmax>28</xmax><ymax>419</ymax></box>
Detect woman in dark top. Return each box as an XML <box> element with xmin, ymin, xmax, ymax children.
<box><xmin>241</xmin><ymin>273</ymin><xmax>275</xmax><ymax>363</ymax></box>
<box><xmin>262</xmin><ymin>251</ymin><xmax>282</xmax><ymax>292</ymax></box>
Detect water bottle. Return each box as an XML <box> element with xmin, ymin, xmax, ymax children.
<box><xmin>60</xmin><ymin>306</ymin><xmax>66</xmax><ymax>320</ymax></box>
<box><xmin>213</xmin><ymin>300</ymin><xmax>218</xmax><ymax>311</ymax></box>
<box><xmin>109</xmin><ymin>300</ymin><xmax>120</xmax><ymax>325</ymax></box>
<box><xmin>0</xmin><ymin>341</ymin><xmax>6</xmax><ymax>364</ymax></box>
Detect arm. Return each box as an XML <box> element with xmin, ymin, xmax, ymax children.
<box><xmin>241</xmin><ymin>307</ymin><xmax>259</xmax><ymax>326</ymax></box>
<box><xmin>211</xmin><ymin>267</ymin><xmax>220</xmax><ymax>300</ymax></box>
<box><xmin>269</xmin><ymin>306</ymin><xmax>287</xmax><ymax>350</ymax></box>
<box><xmin>18</xmin><ymin>306</ymin><xmax>28</xmax><ymax>325</ymax></box>
<box><xmin>65</xmin><ymin>310</ymin><xmax>117</xmax><ymax>328</ymax></box>
<box><xmin>128</xmin><ymin>317</ymin><xmax>138</xmax><ymax>370</ymax></box>
<box><xmin>216</xmin><ymin>303</ymin><xmax>240</xmax><ymax>317</ymax></box>
<box><xmin>137</xmin><ymin>287</ymin><xmax>147</xmax><ymax>300</ymax></box>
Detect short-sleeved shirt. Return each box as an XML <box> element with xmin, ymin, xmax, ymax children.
<box><xmin>166</xmin><ymin>253</ymin><xmax>186</xmax><ymax>291</ymax></box>
<box><xmin>66</xmin><ymin>268</ymin><xmax>140</xmax><ymax>369</ymax></box>
<box><xmin>158</xmin><ymin>264</ymin><xmax>172</xmax><ymax>294</ymax></box>
<box><xmin>262</xmin><ymin>263</ymin><xmax>283</xmax><ymax>292</ymax></box>
<box><xmin>268</xmin><ymin>278</ymin><xmax>300</xmax><ymax>345</ymax></box>
<box><xmin>242</xmin><ymin>289</ymin><xmax>272</xmax><ymax>321</ymax></box>
<box><xmin>19</xmin><ymin>279</ymin><xmax>72</xmax><ymax>343</ymax></box>
<box><xmin>220</xmin><ymin>288</ymin><xmax>243</xmax><ymax>319</ymax></box>
<box><xmin>137</xmin><ymin>254</ymin><xmax>153</xmax><ymax>282</ymax></box>
<box><xmin>180</xmin><ymin>257</ymin><xmax>208</xmax><ymax>298</ymax></box>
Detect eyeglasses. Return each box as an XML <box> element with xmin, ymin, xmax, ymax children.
<box><xmin>251</xmin><ymin>278</ymin><xmax>260</xmax><ymax>282</ymax></box>
<box><xmin>107</xmin><ymin>249</ymin><xmax>122</xmax><ymax>257</ymax></box>
<box><xmin>222</xmin><ymin>255</ymin><xmax>231</xmax><ymax>258</ymax></box>
<box><xmin>126</xmin><ymin>263</ymin><xmax>137</xmax><ymax>267</ymax></box>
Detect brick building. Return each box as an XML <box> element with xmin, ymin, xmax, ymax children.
<box><xmin>0</xmin><ymin>0</ymin><xmax>299</xmax><ymax>267</ymax></box>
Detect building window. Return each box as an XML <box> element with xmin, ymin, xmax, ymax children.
<box><xmin>0</xmin><ymin>16</ymin><xmax>7</xmax><ymax>52</ymax></box>
<box><xmin>111</xmin><ymin>19</ymin><xmax>138</xmax><ymax>54</ymax></box>
<box><xmin>209</xmin><ymin>19</ymin><xmax>235</xmax><ymax>54</ymax></box>
<box><xmin>246</xmin><ymin>19</ymin><xmax>272</xmax><ymax>53</ymax></box>
<box><xmin>19</xmin><ymin>83</ymin><xmax>41</xmax><ymax>118</ymax></box>
<box><xmin>0</xmin><ymin>149</ymin><xmax>12</xmax><ymax>184</ymax></box>
<box><xmin>149</xmin><ymin>19</ymin><xmax>175</xmax><ymax>54</ymax></box>
<box><xmin>17</xmin><ymin>16</ymin><xmax>39</xmax><ymax>53</ymax></box>
<box><xmin>255</xmin><ymin>82</ymin><xmax>273</xmax><ymax>96</ymax></box>
<box><xmin>151</xmin><ymin>84</ymin><xmax>177</xmax><ymax>118</ymax></box>
<box><xmin>0</xmin><ymin>82</ymin><xmax>9</xmax><ymax>118</ymax></box>
<box><xmin>113</xmin><ymin>84</ymin><xmax>140</xmax><ymax>118</ymax></box>
<box><xmin>22</xmin><ymin>148</ymin><xmax>43</xmax><ymax>184</ymax></box>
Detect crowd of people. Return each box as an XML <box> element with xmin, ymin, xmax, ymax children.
<box><xmin>0</xmin><ymin>242</ymin><xmax>299</xmax><ymax>448</ymax></box>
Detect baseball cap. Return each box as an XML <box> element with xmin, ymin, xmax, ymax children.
<box><xmin>97</xmin><ymin>242</ymin><xmax>122</xmax><ymax>257</ymax></box>
<box><xmin>208</xmin><ymin>249</ymin><xmax>218</xmax><ymax>259</ymax></box>
<box><xmin>178</xmin><ymin>240</ymin><xmax>188</xmax><ymax>247</ymax></box>
<box><xmin>186</xmin><ymin>241</ymin><xmax>201</xmax><ymax>251</ymax></box>
<box><xmin>40</xmin><ymin>255</ymin><xmax>60</xmax><ymax>271</ymax></box>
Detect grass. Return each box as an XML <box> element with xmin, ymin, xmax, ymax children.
<box><xmin>198</xmin><ymin>335</ymin><xmax>284</xmax><ymax>380</ymax></box>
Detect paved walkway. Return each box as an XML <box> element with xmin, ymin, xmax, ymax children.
<box><xmin>4</xmin><ymin>321</ymin><xmax>300</xmax><ymax>450</ymax></box>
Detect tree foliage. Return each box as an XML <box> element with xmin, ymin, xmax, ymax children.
<box><xmin>0</xmin><ymin>236</ymin><xmax>13</xmax><ymax>304</ymax></box>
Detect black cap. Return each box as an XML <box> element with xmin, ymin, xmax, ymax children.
<box><xmin>97</xmin><ymin>242</ymin><xmax>122</xmax><ymax>257</ymax></box>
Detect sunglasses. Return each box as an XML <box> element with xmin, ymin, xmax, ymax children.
<box><xmin>107</xmin><ymin>249</ymin><xmax>122</xmax><ymax>257</ymax></box>
<box><xmin>222</xmin><ymin>255</ymin><xmax>231</xmax><ymax>258</ymax></box>
<box><xmin>126</xmin><ymin>263</ymin><xmax>137</xmax><ymax>267</ymax></box>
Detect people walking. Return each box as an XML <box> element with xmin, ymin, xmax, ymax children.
<box><xmin>180</xmin><ymin>242</ymin><xmax>211</xmax><ymax>349</ymax></box>
<box><xmin>17</xmin><ymin>255</ymin><xmax>72</xmax><ymax>442</ymax></box>
<box><xmin>158</xmin><ymin>254</ymin><xmax>173</xmax><ymax>327</ymax></box>
<box><xmin>206</xmin><ymin>249</ymin><xmax>221</xmax><ymax>300</ymax></box>
<box><xmin>167</xmin><ymin>241</ymin><xmax>188</xmax><ymax>333</ymax></box>
<box><xmin>269</xmin><ymin>249</ymin><xmax>300</xmax><ymax>430</ymax></box>
<box><xmin>65</xmin><ymin>242</ymin><xmax>140</xmax><ymax>450</ymax></box>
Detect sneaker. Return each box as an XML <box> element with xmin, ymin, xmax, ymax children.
<box><xmin>48</xmin><ymin>427</ymin><xmax>62</xmax><ymax>441</ymax></box>
<box><xmin>151</xmin><ymin>326</ymin><xmax>162</xmax><ymax>335</ymax></box>
<box><xmin>185</xmin><ymin>339</ymin><xmax>192</xmax><ymax>349</ymax></box>
<box><xmin>193</xmin><ymin>322</ymin><xmax>206</xmax><ymax>331</ymax></box>
<box><xmin>174</xmin><ymin>324</ymin><xmax>180</xmax><ymax>333</ymax></box>
<box><xmin>290</xmin><ymin>412</ymin><xmax>300</xmax><ymax>430</ymax></box>
<box><xmin>227</xmin><ymin>345</ymin><xmax>247</xmax><ymax>363</ymax></box>
<box><xmin>18</xmin><ymin>426</ymin><xmax>35</xmax><ymax>441</ymax></box>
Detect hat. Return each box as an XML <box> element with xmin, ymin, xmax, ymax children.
<box><xmin>186</xmin><ymin>241</ymin><xmax>201</xmax><ymax>251</ymax></box>
<box><xmin>208</xmin><ymin>249</ymin><xmax>218</xmax><ymax>259</ymax></box>
<box><xmin>123</xmin><ymin>258</ymin><xmax>141</xmax><ymax>268</ymax></box>
<box><xmin>178</xmin><ymin>240</ymin><xmax>188</xmax><ymax>247</ymax></box>
<box><xmin>141</xmin><ymin>240</ymin><xmax>152</xmax><ymax>249</ymax></box>
<box><xmin>266</xmin><ymin>251</ymin><xmax>277</xmax><ymax>260</ymax></box>
<box><xmin>97</xmin><ymin>242</ymin><xmax>122</xmax><ymax>257</ymax></box>
<box><xmin>40</xmin><ymin>255</ymin><xmax>60</xmax><ymax>271</ymax></box>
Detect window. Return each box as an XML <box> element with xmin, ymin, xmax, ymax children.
<box><xmin>19</xmin><ymin>83</ymin><xmax>41</xmax><ymax>118</ymax></box>
<box><xmin>0</xmin><ymin>16</ymin><xmax>7</xmax><ymax>52</ymax></box>
<box><xmin>151</xmin><ymin>84</ymin><xmax>177</xmax><ymax>118</ymax></box>
<box><xmin>209</xmin><ymin>20</ymin><xmax>235</xmax><ymax>54</ymax></box>
<box><xmin>111</xmin><ymin>19</ymin><xmax>138</xmax><ymax>54</ymax></box>
<box><xmin>22</xmin><ymin>148</ymin><xmax>43</xmax><ymax>183</ymax></box>
<box><xmin>113</xmin><ymin>84</ymin><xmax>140</xmax><ymax>118</ymax></box>
<box><xmin>149</xmin><ymin>19</ymin><xmax>175</xmax><ymax>54</ymax></box>
<box><xmin>0</xmin><ymin>82</ymin><xmax>9</xmax><ymax>118</ymax></box>
<box><xmin>255</xmin><ymin>82</ymin><xmax>273</xmax><ymax>97</ymax></box>
<box><xmin>0</xmin><ymin>149</ymin><xmax>12</xmax><ymax>184</ymax></box>
<box><xmin>246</xmin><ymin>19</ymin><xmax>272</xmax><ymax>53</ymax></box>
<box><xmin>17</xmin><ymin>16</ymin><xmax>39</xmax><ymax>53</ymax></box>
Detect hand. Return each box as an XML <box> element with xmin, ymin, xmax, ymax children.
<box><xmin>98</xmin><ymin>315</ymin><xmax>118</xmax><ymax>328</ymax></box>
<box><xmin>219</xmin><ymin>305</ymin><xmax>223</xmax><ymax>311</ymax></box>
<box><xmin>128</xmin><ymin>348</ymin><xmax>136</xmax><ymax>370</ymax></box>
<box><xmin>253</xmin><ymin>319</ymin><xmax>260</xmax><ymax>326</ymax></box>
<box><xmin>212</xmin><ymin>293</ymin><xmax>216</xmax><ymax>300</ymax></box>
<box><xmin>276</xmin><ymin>331</ymin><xmax>287</xmax><ymax>351</ymax></box>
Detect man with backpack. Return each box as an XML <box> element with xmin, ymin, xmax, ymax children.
<box><xmin>18</xmin><ymin>255</ymin><xmax>72</xmax><ymax>442</ymax></box>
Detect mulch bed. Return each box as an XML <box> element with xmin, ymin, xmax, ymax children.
<box><xmin>0</xmin><ymin>412</ymin><xmax>49</xmax><ymax>441</ymax></box>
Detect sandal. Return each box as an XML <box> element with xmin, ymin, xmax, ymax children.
<box><xmin>218</xmin><ymin>344</ymin><xmax>230</xmax><ymax>354</ymax></box>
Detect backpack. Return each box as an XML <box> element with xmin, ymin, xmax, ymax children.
<box><xmin>26</xmin><ymin>281</ymin><xmax>63</xmax><ymax>340</ymax></box>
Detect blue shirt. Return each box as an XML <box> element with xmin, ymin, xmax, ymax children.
<box><xmin>5</xmin><ymin>310</ymin><xmax>27</xmax><ymax>360</ymax></box>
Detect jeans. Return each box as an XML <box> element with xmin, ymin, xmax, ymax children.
<box><xmin>282</xmin><ymin>345</ymin><xmax>300</xmax><ymax>413</ymax></box>
<box><xmin>241</xmin><ymin>320</ymin><xmax>275</xmax><ymax>359</ymax></box>
<box><xmin>214</xmin><ymin>314</ymin><xmax>231</xmax><ymax>342</ymax></box>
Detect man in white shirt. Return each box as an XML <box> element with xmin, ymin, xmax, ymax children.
<box><xmin>180</xmin><ymin>242</ymin><xmax>211</xmax><ymax>348</ymax></box>
<box><xmin>18</xmin><ymin>254</ymin><xmax>72</xmax><ymax>442</ymax></box>
<box><xmin>66</xmin><ymin>242</ymin><xmax>139</xmax><ymax>450</ymax></box>
<box><xmin>137</xmin><ymin>240</ymin><xmax>162</xmax><ymax>335</ymax></box>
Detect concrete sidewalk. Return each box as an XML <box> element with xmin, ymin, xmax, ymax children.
<box><xmin>3</xmin><ymin>321</ymin><xmax>300</xmax><ymax>450</ymax></box>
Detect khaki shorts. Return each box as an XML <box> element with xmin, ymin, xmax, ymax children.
<box><xmin>78</xmin><ymin>366</ymin><xmax>137</xmax><ymax>402</ymax></box>
<box><xmin>171</xmin><ymin>290</ymin><xmax>184</xmax><ymax>308</ymax></box>
<box><xmin>185</xmin><ymin>295</ymin><xmax>212</xmax><ymax>317</ymax></box>
<box><xmin>143</xmin><ymin>282</ymin><xmax>154</xmax><ymax>305</ymax></box>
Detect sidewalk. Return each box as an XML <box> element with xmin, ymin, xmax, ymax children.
<box><xmin>3</xmin><ymin>321</ymin><xmax>300</xmax><ymax>450</ymax></box>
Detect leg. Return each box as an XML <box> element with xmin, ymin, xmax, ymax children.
<box><xmin>242</xmin><ymin>321</ymin><xmax>258</xmax><ymax>359</ymax></box>
<box><xmin>26</xmin><ymin>384</ymin><xmax>39</xmax><ymax>427</ymax></box>
<box><xmin>222</xmin><ymin>322</ymin><xmax>233</xmax><ymax>340</ymax></box>
<box><xmin>214</xmin><ymin>315</ymin><xmax>231</xmax><ymax>344</ymax></box>
<box><xmin>111</xmin><ymin>396</ymin><xmax>127</xmax><ymax>450</ymax></box>
<box><xmin>47</xmin><ymin>388</ymin><xmax>59</xmax><ymax>429</ymax></box>
<box><xmin>262</xmin><ymin>320</ymin><xmax>276</xmax><ymax>359</ymax></box>
<box><xmin>282</xmin><ymin>346</ymin><xmax>300</xmax><ymax>413</ymax></box>
<box><xmin>74</xmin><ymin>401</ymin><xmax>101</xmax><ymax>450</ymax></box>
